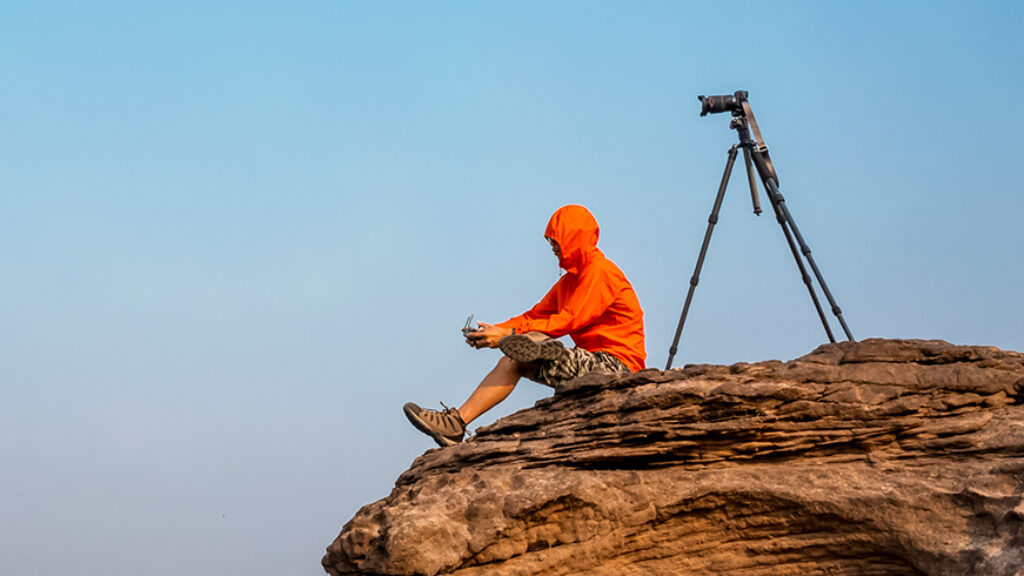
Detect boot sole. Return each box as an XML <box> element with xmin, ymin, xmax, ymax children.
<box><xmin>499</xmin><ymin>335</ymin><xmax>564</xmax><ymax>363</ymax></box>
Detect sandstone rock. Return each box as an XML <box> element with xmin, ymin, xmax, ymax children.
<box><xmin>324</xmin><ymin>339</ymin><xmax>1024</xmax><ymax>575</ymax></box>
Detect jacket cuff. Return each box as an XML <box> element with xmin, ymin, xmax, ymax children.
<box><xmin>497</xmin><ymin>319</ymin><xmax>530</xmax><ymax>333</ymax></box>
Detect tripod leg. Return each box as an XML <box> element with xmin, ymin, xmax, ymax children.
<box><xmin>764</xmin><ymin>177</ymin><xmax>855</xmax><ymax>341</ymax></box>
<box><xmin>738</xmin><ymin>133</ymin><xmax>832</xmax><ymax>338</ymax></box>
<box><xmin>741</xmin><ymin>146</ymin><xmax>762</xmax><ymax>215</ymax></box>
<box><xmin>666</xmin><ymin>146</ymin><xmax>739</xmax><ymax>370</ymax></box>
<box><xmin>765</xmin><ymin>189</ymin><xmax>836</xmax><ymax>342</ymax></box>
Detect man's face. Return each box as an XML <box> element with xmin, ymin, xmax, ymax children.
<box><xmin>546</xmin><ymin>237</ymin><xmax>561</xmax><ymax>259</ymax></box>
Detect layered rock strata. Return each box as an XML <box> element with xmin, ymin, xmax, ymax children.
<box><xmin>324</xmin><ymin>339</ymin><xmax>1024</xmax><ymax>575</ymax></box>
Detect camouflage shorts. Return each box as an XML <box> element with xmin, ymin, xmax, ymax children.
<box><xmin>529</xmin><ymin>347</ymin><xmax>630</xmax><ymax>388</ymax></box>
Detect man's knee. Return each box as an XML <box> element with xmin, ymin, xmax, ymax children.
<box><xmin>497</xmin><ymin>355</ymin><xmax>535</xmax><ymax>378</ymax></box>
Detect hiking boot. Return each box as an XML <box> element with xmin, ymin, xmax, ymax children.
<box><xmin>403</xmin><ymin>402</ymin><xmax>467</xmax><ymax>447</ymax></box>
<box><xmin>498</xmin><ymin>334</ymin><xmax>566</xmax><ymax>363</ymax></box>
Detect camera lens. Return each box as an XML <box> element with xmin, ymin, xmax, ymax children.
<box><xmin>698</xmin><ymin>94</ymin><xmax>738</xmax><ymax>116</ymax></box>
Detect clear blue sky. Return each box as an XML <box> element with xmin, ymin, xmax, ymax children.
<box><xmin>2</xmin><ymin>2</ymin><xmax>1022</xmax><ymax>575</ymax></box>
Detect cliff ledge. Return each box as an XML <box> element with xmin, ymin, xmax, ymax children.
<box><xmin>324</xmin><ymin>339</ymin><xmax>1024</xmax><ymax>576</ymax></box>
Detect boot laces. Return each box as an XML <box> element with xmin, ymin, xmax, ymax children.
<box><xmin>416</xmin><ymin>402</ymin><xmax>461</xmax><ymax>435</ymax></box>
<box><xmin>438</xmin><ymin>402</ymin><xmax>469</xmax><ymax>437</ymax></box>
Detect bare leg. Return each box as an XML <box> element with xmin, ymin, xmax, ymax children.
<box><xmin>458</xmin><ymin>356</ymin><xmax>535</xmax><ymax>425</ymax></box>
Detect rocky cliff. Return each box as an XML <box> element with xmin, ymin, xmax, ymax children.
<box><xmin>324</xmin><ymin>339</ymin><xmax>1024</xmax><ymax>576</ymax></box>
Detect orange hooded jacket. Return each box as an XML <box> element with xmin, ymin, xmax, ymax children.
<box><xmin>497</xmin><ymin>205</ymin><xmax>647</xmax><ymax>372</ymax></box>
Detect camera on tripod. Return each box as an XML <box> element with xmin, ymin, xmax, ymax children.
<box><xmin>698</xmin><ymin>90</ymin><xmax>749</xmax><ymax>117</ymax></box>
<box><xmin>666</xmin><ymin>90</ymin><xmax>854</xmax><ymax>369</ymax></box>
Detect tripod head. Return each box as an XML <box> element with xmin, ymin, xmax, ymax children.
<box><xmin>699</xmin><ymin>91</ymin><xmax>780</xmax><ymax>208</ymax></box>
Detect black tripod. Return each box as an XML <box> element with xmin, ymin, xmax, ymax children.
<box><xmin>665</xmin><ymin>91</ymin><xmax>854</xmax><ymax>370</ymax></box>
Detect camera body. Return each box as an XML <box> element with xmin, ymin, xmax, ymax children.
<box><xmin>698</xmin><ymin>90</ymin><xmax>749</xmax><ymax>117</ymax></box>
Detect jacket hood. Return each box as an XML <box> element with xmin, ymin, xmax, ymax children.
<box><xmin>545</xmin><ymin>204</ymin><xmax>600</xmax><ymax>274</ymax></box>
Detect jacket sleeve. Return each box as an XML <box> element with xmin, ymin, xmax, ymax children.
<box><xmin>504</xmin><ymin>265</ymin><xmax>620</xmax><ymax>338</ymax></box>
<box><xmin>496</xmin><ymin>282</ymin><xmax>560</xmax><ymax>333</ymax></box>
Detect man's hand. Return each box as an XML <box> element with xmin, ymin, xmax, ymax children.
<box><xmin>464</xmin><ymin>322</ymin><xmax>512</xmax><ymax>349</ymax></box>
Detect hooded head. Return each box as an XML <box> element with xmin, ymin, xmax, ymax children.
<box><xmin>544</xmin><ymin>204</ymin><xmax>600</xmax><ymax>274</ymax></box>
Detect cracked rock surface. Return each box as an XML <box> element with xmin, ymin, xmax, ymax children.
<box><xmin>323</xmin><ymin>339</ymin><xmax>1024</xmax><ymax>575</ymax></box>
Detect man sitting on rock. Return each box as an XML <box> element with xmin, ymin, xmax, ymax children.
<box><xmin>404</xmin><ymin>204</ymin><xmax>646</xmax><ymax>447</ymax></box>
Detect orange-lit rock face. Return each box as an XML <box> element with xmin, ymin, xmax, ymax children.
<box><xmin>324</xmin><ymin>339</ymin><xmax>1024</xmax><ymax>576</ymax></box>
